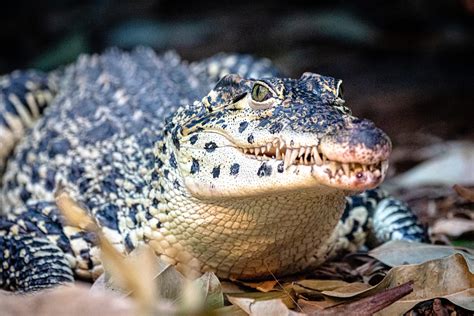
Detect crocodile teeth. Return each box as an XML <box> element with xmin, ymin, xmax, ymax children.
<box><xmin>311</xmin><ymin>147</ymin><xmax>322</xmax><ymax>166</ymax></box>
<box><xmin>284</xmin><ymin>148</ymin><xmax>293</xmax><ymax>169</ymax></box>
<box><xmin>329</xmin><ymin>162</ymin><xmax>338</xmax><ymax>175</ymax></box>
<box><xmin>276</xmin><ymin>147</ymin><xmax>281</xmax><ymax>160</ymax></box>
<box><xmin>304</xmin><ymin>147</ymin><xmax>311</xmax><ymax>162</ymax></box>
<box><xmin>290</xmin><ymin>149</ymin><xmax>299</xmax><ymax>166</ymax></box>
<box><xmin>342</xmin><ymin>163</ymin><xmax>350</xmax><ymax>175</ymax></box>
<box><xmin>238</xmin><ymin>138</ymin><xmax>386</xmax><ymax>178</ymax></box>
<box><xmin>298</xmin><ymin>147</ymin><xmax>306</xmax><ymax>158</ymax></box>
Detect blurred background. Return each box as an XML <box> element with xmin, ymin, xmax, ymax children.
<box><xmin>0</xmin><ymin>0</ymin><xmax>473</xmax><ymax>144</ymax></box>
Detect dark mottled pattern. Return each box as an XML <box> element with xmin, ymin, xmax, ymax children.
<box><xmin>257</xmin><ymin>162</ymin><xmax>272</xmax><ymax>177</ymax></box>
<box><xmin>230</xmin><ymin>163</ymin><xmax>240</xmax><ymax>175</ymax></box>
<box><xmin>212</xmin><ymin>166</ymin><xmax>221</xmax><ymax>178</ymax></box>
<box><xmin>0</xmin><ymin>49</ymin><xmax>280</xmax><ymax>291</ymax></box>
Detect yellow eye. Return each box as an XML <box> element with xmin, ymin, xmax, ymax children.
<box><xmin>251</xmin><ymin>83</ymin><xmax>272</xmax><ymax>102</ymax></box>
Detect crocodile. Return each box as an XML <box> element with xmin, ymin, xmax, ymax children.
<box><xmin>0</xmin><ymin>48</ymin><xmax>427</xmax><ymax>292</ymax></box>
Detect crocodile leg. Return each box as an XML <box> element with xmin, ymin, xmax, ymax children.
<box><xmin>0</xmin><ymin>70</ymin><xmax>58</xmax><ymax>175</ymax></box>
<box><xmin>327</xmin><ymin>188</ymin><xmax>428</xmax><ymax>258</ymax></box>
<box><xmin>0</xmin><ymin>234</ymin><xmax>73</xmax><ymax>292</ymax></box>
<box><xmin>190</xmin><ymin>52</ymin><xmax>282</xmax><ymax>83</ymax></box>
<box><xmin>0</xmin><ymin>201</ymin><xmax>97</xmax><ymax>292</ymax></box>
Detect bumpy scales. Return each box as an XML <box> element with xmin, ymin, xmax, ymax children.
<box><xmin>0</xmin><ymin>48</ymin><xmax>426</xmax><ymax>291</ymax></box>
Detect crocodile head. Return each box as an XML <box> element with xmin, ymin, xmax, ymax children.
<box><xmin>165</xmin><ymin>72</ymin><xmax>391</xmax><ymax>199</ymax></box>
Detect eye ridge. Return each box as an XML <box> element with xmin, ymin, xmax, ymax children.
<box><xmin>251</xmin><ymin>83</ymin><xmax>272</xmax><ymax>103</ymax></box>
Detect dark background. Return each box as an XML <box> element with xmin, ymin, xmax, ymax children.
<box><xmin>1</xmin><ymin>0</ymin><xmax>473</xmax><ymax>141</ymax></box>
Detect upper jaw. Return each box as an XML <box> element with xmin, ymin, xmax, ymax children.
<box><xmin>236</xmin><ymin>136</ymin><xmax>390</xmax><ymax>191</ymax></box>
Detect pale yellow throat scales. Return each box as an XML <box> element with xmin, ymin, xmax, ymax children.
<box><xmin>148</xmin><ymin>179</ymin><xmax>347</xmax><ymax>279</ymax></box>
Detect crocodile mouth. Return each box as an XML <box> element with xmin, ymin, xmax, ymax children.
<box><xmin>237</xmin><ymin>138</ymin><xmax>388</xmax><ymax>190</ymax></box>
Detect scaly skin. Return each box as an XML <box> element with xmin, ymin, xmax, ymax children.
<box><xmin>0</xmin><ymin>48</ymin><xmax>426</xmax><ymax>291</ymax></box>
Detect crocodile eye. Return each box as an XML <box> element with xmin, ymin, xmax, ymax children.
<box><xmin>251</xmin><ymin>83</ymin><xmax>272</xmax><ymax>103</ymax></box>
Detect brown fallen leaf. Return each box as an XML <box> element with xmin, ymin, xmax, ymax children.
<box><xmin>227</xmin><ymin>294</ymin><xmax>304</xmax><ymax>316</ymax></box>
<box><xmin>227</xmin><ymin>290</ymin><xmax>299</xmax><ymax>313</ymax></box>
<box><xmin>300</xmin><ymin>280</ymin><xmax>414</xmax><ymax>316</ymax></box>
<box><xmin>289</xmin><ymin>279</ymin><xmax>370</xmax><ymax>305</ymax></box>
<box><xmin>369</xmin><ymin>240</ymin><xmax>474</xmax><ymax>271</ymax></box>
<box><xmin>454</xmin><ymin>184</ymin><xmax>474</xmax><ymax>202</ymax></box>
<box><xmin>432</xmin><ymin>218</ymin><xmax>474</xmax><ymax>237</ymax></box>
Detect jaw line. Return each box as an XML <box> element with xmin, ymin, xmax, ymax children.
<box><xmin>231</xmin><ymin>137</ymin><xmax>389</xmax><ymax>191</ymax></box>
<box><xmin>182</xmin><ymin>130</ymin><xmax>388</xmax><ymax>193</ymax></box>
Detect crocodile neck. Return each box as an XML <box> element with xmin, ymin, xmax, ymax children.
<box><xmin>149</xmin><ymin>139</ymin><xmax>346</xmax><ymax>279</ymax></box>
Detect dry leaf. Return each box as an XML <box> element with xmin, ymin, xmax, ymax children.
<box><xmin>369</xmin><ymin>240</ymin><xmax>474</xmax><ymax>272</ymax></box>
<box><xmin>180</xmin><ymin>272</ymin><xmax>224</xmax><ymax>311</ymax></box>
<box><xmin>389</xmin><ymin>141</ymin><xmax>474</xmax><ymax>187</ymax></box>
<box><xmin>310</xmin><ymin>250</ymin><xmax>474</xmax><ymax>314</ymax></box>
<box><xmin>227</xmin><ymin>291</ymin><xmax>298</xmax><ymax>312</ymax></box>
<box><xmin>220</xmin><ymin>281</ymin><xmax>247</xmax><ymax>294</ymax></box>
<box><xmin>300</xmin><ymin>281</ymin><xmax>414</xmax><ymax>315</ymax></box>
<box><xmin>432</xmin><ymin>218</ymin><xmax>474</xmax><ymax>237</ymax></box>
<box><xmin>214</xmin><ymin>304</ymin><xmax>249</xmax><ymax>316</ymax></box>
<box><xmin>454</xmin><ymin>184</ymin><xmax>474</xmax><ymax>202</ymax></box>
<box><xmin>227</xmin><ymin>295</ymin><xmax>304</xmax><ymax>316</ymax></box>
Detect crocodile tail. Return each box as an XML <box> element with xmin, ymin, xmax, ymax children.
<box><xmin>325</xmin><ymin>188</ymin><xmax>429</xmax><ymax>260</ymax></box>
<box><xmin>0</xmin><ymin>70</ymin><xmax>59</xmax><ymax>175</ymax></box>
<box><xmin>0</xmin><ymin>234</ymin><xmax>74</xmax><ymax>292</ymax></box>
<box><xmin>366</xmin><ymin>189</ymin><xmax>429</xmax><ymax>246</ymax></box>
<box><xmin>190</xmin><ymin>52</ymin><xmax>282</xmax><ymax>85</ymax></box>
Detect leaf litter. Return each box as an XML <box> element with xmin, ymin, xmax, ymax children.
<box><xmin>1</xmin><ymin>138</ymin><xmax>473</xmax><ymax>315</ymax></box>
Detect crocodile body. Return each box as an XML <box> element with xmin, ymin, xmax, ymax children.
<box><xmin>0</xmin><ymin>48</ymin><xmax>426</xmax><ymax>291</ymax></box>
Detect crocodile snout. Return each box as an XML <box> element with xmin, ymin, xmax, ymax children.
<box><xmin>319</xmin><ymin>117</ymin><xmax>392</xmax><ymax>165</ymax></box>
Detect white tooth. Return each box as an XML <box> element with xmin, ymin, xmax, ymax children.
<box><xmin>284</xmin><ymin>148</ymin><xmax>293</xmax><ymax>169</ymax></box>
<box><xmin>290</xmin><ymin>149</ymin><xmax>299</xmax><ymax>165</ymax></box>
<box><xmin>305</xmin><ymin>147</ymin><xmax>311</xmax><ymax>160</ymax></box>
<box><xmin>342</xmin><ymin>163</ymin><xmax>350</xmax><ymax>175</ymax></box>
<box><xmin>276</xmin><ymin>147</ymin><xmax>281</xmax><ymax>159</ymax></box>
<box><xmin>312</xmin><ymin>147</ymin><xmax>322</xmax><ymax>166</ymax></box>
<box><xmin>267</xmin><ymin>143</ymin><xmax>272</xmax><ymax>152</ymax></box>
<box><xmin>261</xmin><ymin>146</ymin><xmax>266</xmax><ymax>154</ymax></box>
<box><xmin>243</xmin><ymin>148</ymin><xmax>248</xmax><ymax>154</ymax></box>
<box><xmin>249</xmin><ymin>148</ymin><xmax>254</xmax><ymax>154</ymax></box>
<box><xmin>298</xmin><ymin>147</ymin><xmax>306</xmax><ymax>158</ymax></box>
<box><xmin>255</xmin><ymin>147</ymin><xmax>260</xmax><ymax>156</ymax></box>
<box><xmin>362</xmin><ymin>164</ymin><xmax>368</xmax><ymax>171</ymax></box>
<box><xmin>329</xmin><ymin>162</ymin><xmax>338</xmax><ymax>175</ymax></box>
<box><xmin>279</xmin><ymin>141</ymin><xmax>285</xmax><ymax>150</ymax></box>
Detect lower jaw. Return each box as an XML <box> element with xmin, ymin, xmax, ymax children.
<box><xmin>310</xmin><ymin>164</ymin><xmax>386</xmax><ymax>191</ymax></box>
